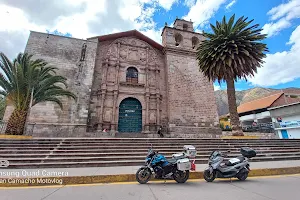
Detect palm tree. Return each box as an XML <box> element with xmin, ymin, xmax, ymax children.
<box><xmin>196</xmin><ymin>14</ymin><xmax>268</xmax><ymax>136</ymax></box>
<box><xmin>0</xmin><ymin>52</ymin><xmax>76</xmax><ymax>135</ymax></box>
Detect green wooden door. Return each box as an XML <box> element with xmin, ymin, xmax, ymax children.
<box><xmin>118</xmin><ymin>98</ymin><xmax>142</xmax><ymax>133</ymax></box>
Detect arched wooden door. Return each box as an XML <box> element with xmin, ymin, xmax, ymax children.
<box><xmin>118</xmin><ymin>98</ymin><xmax>142</xmax><ymax>133</ymax></box>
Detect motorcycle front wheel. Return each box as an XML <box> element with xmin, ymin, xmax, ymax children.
<box><xmin>203</xmin><ymin>169</ymin><xmax>216</xmax><ymax>182</ymax></box>
<box><xmin>136</xmin><ymin>167</ymin><xmax>152</xmax><ymax>184</ymax></box>
<box><xmin>173</xmin><ymin>170</ymin><xmax>190</xmax><ymax>183</ymax></box>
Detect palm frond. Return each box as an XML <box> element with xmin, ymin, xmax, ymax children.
<box><xmin>196</xmin><ymin>14</ymin><xmax>268</xmax><ymax>83</ymax></box>
<box><xmin>0</xmin><ymin>52</ymin><xmax>76</xmax><ymax>111</ymax></box>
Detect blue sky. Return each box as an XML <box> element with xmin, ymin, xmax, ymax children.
<box><xmin>1</xmin><ymin>0</ymin><xmax>300</xmax><ymax>91</ymax></box>
<box><xmin>148</xmin><ymin>0</ymin><xmax>300</xmax><ymax>91</ymax></box>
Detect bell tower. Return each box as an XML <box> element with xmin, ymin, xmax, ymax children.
<box><xmin>162</xmin><ymin>19</ymin><xmax>221</xmax><ymax>137</ymax></box>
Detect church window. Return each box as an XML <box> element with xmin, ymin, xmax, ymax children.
<box><xmin>126</xmin><ymin>67</ymin><xmax>138</xmax><ymax>83</ymax></box>
<box><xmin>174</xmin><ymin>33</ymin><xmax>183</xmax><ymax>47</ymax></box>
<box><xmin>183</xmin><ymin>23</ymin><xmax>188</xmax><ymax>31</ymax></box>
<box><xmin>192</xmin><ymin>36</ymin><xmax>199</xmax><ymax>49</ymax></box>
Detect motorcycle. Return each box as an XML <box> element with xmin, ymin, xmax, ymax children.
<box><xmin>203</xmin><ymin>147</ymin><xmax>256</xmax><ymax>182</ymax></box>
<box><xmin>135</xmin><ymin>145</ymin><xmax>196</xmax><ymax>184</ymax></box>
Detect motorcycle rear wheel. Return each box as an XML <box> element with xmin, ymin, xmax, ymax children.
<box><xmin>136</xmin><ymin>167</ymin><xmax>152</xmax><ymax>184</ymax></box>
<box><xmin>203</xmin><ymin>169</ymin><xmax>216</xmax><ymax>182</ymax></box>
<box><xmin>173</xmin><ymin>170</ymin><xmax>189</xmax><ymax>183</ymax></box>
<box><xmin>237</xmin><ymin>168</ymin><xmax>248</xmax><ymax>181</ymax></box>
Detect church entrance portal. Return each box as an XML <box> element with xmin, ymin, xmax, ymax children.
<box><xmin>118</xmin><ymin>98</ymin><xmax>142</xmax><ymax>133</ymax></box>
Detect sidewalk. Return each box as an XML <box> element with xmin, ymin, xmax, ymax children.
<box><xmin>1</xmin><ymin>160</ymin><xmax>300</xmax><ymax>178</ymax></box>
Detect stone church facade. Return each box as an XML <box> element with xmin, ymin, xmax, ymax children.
<box><xmin>4</xmin><ymin>19</ymin><xmax>220</xmax><ymax>137</ymax></box>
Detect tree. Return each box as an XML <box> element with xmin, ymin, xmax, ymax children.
<box><xmin>0</xmin><ymin>52</ymin><xmax>76</xmax><ymax>135</ymax></box>
<box><xmin>196</xmin><ymin>14</ymin><xmax>268</xmax><ymax>136</ymax></box>
<box><xmin>0</xmin><ymin>96</ymin><xmax>6</xmax><ymax>120</ymax></box>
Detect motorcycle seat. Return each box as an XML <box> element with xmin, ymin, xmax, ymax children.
<box><xmin>225</xmin><ymin>156</ymin><xmax>245</xmax><ymax>166</ymax></box>
<box><xmin>167</xmin><ymin>158</ymin><xmax>178</xmax><ymax>164</ymax></box>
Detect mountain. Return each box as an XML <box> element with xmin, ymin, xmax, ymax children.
<box><xmin>215</xmin><ymin>87</ymin><xmax>283</xmax><ymax>116</ymax></box>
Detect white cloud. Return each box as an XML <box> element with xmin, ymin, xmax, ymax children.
<box><xmin>225</xmin><ymin>0</ymin><xmax>237</xmax><ymax>10</ymax></box>
<box><xmin>0</xmin><ymin>0</ymin><xmax>166</xmax><ymax>60</ymax></box>
<box><xmin>267</xmin><ymin>0</ymin><xmax>300</xmax><ymax>21</ymax></box>
<box><xmin>249</xmin><ymin>25</ymin><xmax>300</xmax><ymax>87</ymax></box>
<box><xmin>183</xmin><ymin>0</ymin><xmax>227</xmax><ymax>28</ymax></box>
<box><xmin>261</xmin><ymin>18</ymin><xmax>291</xmax><ymax>37</ymax></box>
<box><xmin>214</xmin><ymin>84</ymin><xmax>221</xmax><ymax>91</ymax></box>
<box><xmin>0</xmin><ymin>4</ymin><xmax>47</xmax><ymax>58</ymax></box>
<box><xmin>184</xmin><ymin>0</ymin><xmax>196</xmax><ymax>8</ymax></box>
<box><xmin>158</xmin><ymin>0</ymin><xmax>178</xmax><ymax>10</ymax></box>
<box><xmin>262</xmin><ymin>0</ymin><xmax>300</xmax><ymax>37</ymax></box>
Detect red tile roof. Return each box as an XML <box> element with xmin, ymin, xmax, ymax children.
<box><xmin>237</xmin><ymin>93</ymin><xmax>283</xmax><ymax>114</ymax></box>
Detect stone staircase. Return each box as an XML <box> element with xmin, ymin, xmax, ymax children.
<box><xmin>1</xmin><ymin>138</ymin><xmax>300</xmax><ymax>169</ymax></box>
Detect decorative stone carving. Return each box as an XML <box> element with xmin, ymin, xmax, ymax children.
<box><xmin>107</xmin><ymin>67</ymin><xmax>115</xmax><ymax>82</ymax></box>
<box><xmin>105</xmin><ymin>95</ymin><xmax>113</xmax><ymax>107</ymax></box>
<box><xmin>128</xmin><ymin>48</ymin><xmax>139</xmax><ymax>61</ymax></box>
<box><xmin>75</xmin><ymin>62</ymin><xmax>87</xmax><ymax>83</ymax></box>
<box><xmin>149</xmin><ymin>112</ymin><xmax>156</xmax><ymax>123</ymax></box>
<box><xmin>150</xmin><ymin>100</ymin><xmax>156</xmax><ymax>110</ymax></box>
<box><xmin>103</xmin><ymin>109</ymin><xmax>112</xmax><ymax>122</ymax></box>
<box><xmin>107</xmin><ymin>43</ymin><xmax>118</xmax><ymax>59</ymax></box>
<box><xmin>120</xmin><ymin>46</ymin><xmax>128</xmax><ymax>60</ymax></box>
<box><xmin>148</xmin><ymin>50</ymin><xmax>157</xmax><ymax>64</ymax></box>
<box><xmin>80</xmin><ymin>43</ymin><xmax>87</xmax><ymax>61</ymax></box>
<box><xmin>131</xmin><ymin>40</ymin><xmax>137</xmax><ymax>46</ymax></box>
<box><xmin>149</xmin><ymin>72</ymin><xmax>156</xmax><ymax>86</ymax></box>
<box><xmin>127</xmin><ymin>38</ymin><xmax>147</xmax><ymax>48</ymax></box>
<box><xmin>139</xmin><ymin>49</ymin><xmax>147</xmax><ymax>63</ymax></box>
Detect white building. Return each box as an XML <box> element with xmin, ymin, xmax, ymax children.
<box><xmin>236</xmin><ymin>88</ymin><xmax>300</xmax><ymax>136</ymax></box>
<box><xmin>268</xmin><ymin>102</ymin><xmax>300</xmax><ymax>139</ymax></box>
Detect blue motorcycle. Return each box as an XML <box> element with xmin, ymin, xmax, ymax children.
<box><xmin>135</xmin><ymin>146</ymin><xmax>192</xmax><ymax>184</ymax></box>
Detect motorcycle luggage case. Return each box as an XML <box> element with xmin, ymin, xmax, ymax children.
<box><xmin>183</xmin><ymin>145</ymin><xmax>197</xmax><ymax>158</ymax></box>
<box><xmin>177</xmin><ymin>158</ymin><xmax>191</xmax><ymax>171</ymax></box>
<box><xmin>240</xmin><ymin>147</ymin><xmax>256</xmax><ymax>158</ymax></box>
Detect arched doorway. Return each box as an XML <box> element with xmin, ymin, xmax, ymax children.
<box><xmin>118</xmin><ymin>98</ymin><xmax>142</xmax><ymax>133</ymax></box>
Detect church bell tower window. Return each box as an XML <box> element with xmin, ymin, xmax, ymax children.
<box><xmin>174</xmin><ymin>33</ymin><xmax>183</xmax><ymax>47</ymax></box>
<box><xmin>183</xmin><ymin>23</ymin><xmax>188</xmax><ymax>31</ymax></box>
<box><xmin>126</xmin><ymin>67</ymin><xmax>138</xmax><ymax>83</ymax></box>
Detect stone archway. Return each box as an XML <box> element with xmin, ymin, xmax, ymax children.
<box><xmin>118</xmin><ymin>98</ymin><xmax>142</xmax><ymax>133</ymax></box>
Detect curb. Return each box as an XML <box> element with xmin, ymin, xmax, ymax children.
<box><xmin>221</xmin><ymin>136</ymin><xmax>260</xmax><ymax>139</ymax></box>
<box><xmin>0</xmin><ymin>135</ymin><xmax>33</xmax><ymax>140</ymax></box>
<box><xmin>1</xmin><ymin>167</ymin><xmax>300</xmax><ymax>187</ymax></box>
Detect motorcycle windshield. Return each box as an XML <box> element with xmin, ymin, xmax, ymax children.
<box><xmin>210</xmin><ymin>151</ymin><xmax>222</xmax><ymax>160</ymax></box>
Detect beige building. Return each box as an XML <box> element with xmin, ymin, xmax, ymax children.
<box><xmin>4</xmin><ymin>19</ymin><xmax>220</xmax><ymax>137</ymax></box>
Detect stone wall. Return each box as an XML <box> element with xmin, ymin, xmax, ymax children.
<box><xmin>3</xmin><ymin>31</ymin><xmax>98</xmax><ymax>136</ymax></box>
<box><xmin>162</xmin><ymin>25</ymin><xmax>221</xmax><ymax>137</ymax></box>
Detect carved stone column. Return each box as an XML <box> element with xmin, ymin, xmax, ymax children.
<box><xmin>144</xmin><ymin>47</ymin><xmax>150</xmax><ymax>132</ymax></box>
<box><xmin>155</xmin><ymin>65</ymin><xmax>160</xmax><ymax>93</ymax></box>
<box><xmin>111</xmin><ymin>91</ymin><xmax>118</xmax><ymax>132</ymax></box>
<box><xmin>155</xmin><ymin>65</ymin><xmax>161</xmax><ymax>129</ymax></box>
<box><xmin>156</xmin><ymin>94</ymin><xmax>160</xmax><ymax>126</ymax></box>
<box><xmin>101</xmin><ymin>59</ymin><xmax>109</xmax><ymax>90</ymax></box>
<box><xmin>145</xmin><ymin>94</ymin><xmax>150</xmax><ymax>132</ymax></box>
<box><xmin>111</xmin><ymin>43</ymin><xmax>121</xmax><ymax>133</ymax></box>
<box><xmin>98</xmin><ymin>90</ymin><xmax>106</xmax><ymax>131</ymax></box>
